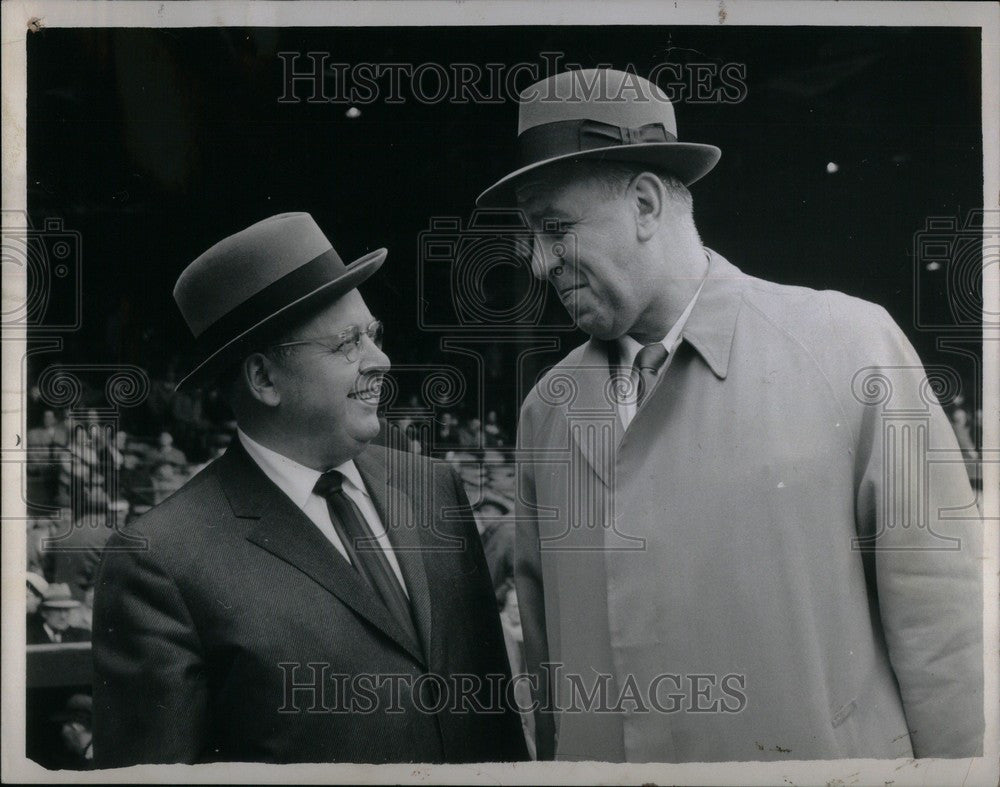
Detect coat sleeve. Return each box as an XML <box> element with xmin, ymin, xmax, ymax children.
<box><xmin>513</xmin><ymin>397</ymin><xmax>557</xmax><ymax>760</ymax></box>
<box><xmin>849</xmin><ymin>304</ymin><xmax>983</xmax><ymax>758</ymax></box>
<box><xmin>92</xmin><ymin>533</ymin><xmax>209</xmax><ymax>766</ymax></box>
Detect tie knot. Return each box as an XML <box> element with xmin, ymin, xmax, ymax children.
<box><xmin>314</xmin><ymin>469</ymin><xmax>345</xmax><ymax>498</ymax></box>
<box><xmin>634</xmin><ymin>342</ymin><xmax>668</xmax><ymax>373</ymax></box>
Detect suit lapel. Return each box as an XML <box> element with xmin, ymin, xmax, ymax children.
<box><xmin>354</xmin><ymin>447</ymin><xmax>434</xmax><ymax>666</ymax></box>
<box><xmin>216</xmin><ymin>441</ymin><xmax>426</xmax><ymax>666</ymax></box>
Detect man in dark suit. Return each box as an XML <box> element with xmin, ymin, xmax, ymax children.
<box><xmin>27</xmin><ymin>583</ymin><xmax>91</xmax><ymax>644</ymax></box>
<box><xmin>93</xmin><ymin>213</ymin><xmax>527</xmax><ymax>766</ymax></box>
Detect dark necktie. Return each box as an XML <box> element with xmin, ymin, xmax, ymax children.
<box><xmin>633</xmin><ymin>342</ymin><xmax>669</xmax><ymax>407</ymax></box>
<box><xmin>313</xmin><ymin>470</ymin><xmax>421</xmax><ymax>653</ymax></box>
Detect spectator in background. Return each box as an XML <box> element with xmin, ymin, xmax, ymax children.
<box><xmin>26</xmin><ymin>572</ymin><xmax>48</xmax><ymax>622</ymax></box>
<box><xmin>26</xmin><ymin>409</ymin><xmax>69</xmax><ymax>508</ymax></box>
<box><xmin>458</xmin><ymin>417</ymin><xmax>481</xmax><ymax>448</ymax></box>
<box><xmin>436</xmin><ymin>412</ymin><xmax>459</xmax><ymax>449</ymax></box>
<box><xmin>96</xmin><ymin>426</ymin><xmax>124</xmax><ymax>475</ymax></box>
<box><xmin>27</xmin><ymin>584</ymin><xmax>90</xmax><ymax>644</ymax></box>
<box><xmin>950</xmin><ymin>406</ymin><xmax>978</xmax><ymax>456</ymax></box>
<box><xmin>56</xmin><ymin>425</ymin><xmax>105</xmax><ymax>510</ymax></box>
<box><xmin>483</xmin><ymin>410</ymin><xmax>507</xmax><ymax>447</ymax></box>
<box><xmin>450</xmin><ymin>451</ymin><xmax>487</xmax><ymax>503</ymax></box>
<box><xmin>51</xmin><ymin>694</ymin><xmax>94</xmax><ymax>769</ymax></box>
<box><xmin>115</xmin><ymin>430</ymin><xmax>155</xmax><ymax>508</ymax></box>
<box><xmin>69</xmin><ymin>586</ymin><xmax>95</xmax><ymax>632</ymax></box>
<box><xmin>26</xmin><ymin>383</ymin><xmax>46</xmax><ymax>427</ymax></box>
<box><xmin>27</xmin><ymin>409</ymin><xmax>69</xmax><ymax>453</ymax></box>
<box><xmin>50</xmin><ymin>499</ymin><xmax>129</xmax><ymax>601</ymax></box>
<box><xmin>153</xmin><ymin>430</ymin><xmax>187</xmax><ymax>468</ymax></box>
<box><xmin>26</xmin><ymin>514</ymin><xmax>58</xmax><ymax>580</ymax></box>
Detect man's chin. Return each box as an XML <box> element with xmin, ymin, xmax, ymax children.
<box><xmin>353</xmin><ymin>413</ymin><xmax>382</xmax><ymax>442</ymax></box>
<box><xmin>576</xmin><ymin>317</ymin><xmax>619</xmax><ymax>342</ymax></box>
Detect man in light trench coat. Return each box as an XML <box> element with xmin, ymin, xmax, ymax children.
<box><xmin>476</xmin><ymin>68</ymin><xmax>983</xmax><ymax>763</ymax></box>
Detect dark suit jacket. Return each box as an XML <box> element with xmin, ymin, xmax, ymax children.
<box><xmin>92</xmin><ymin>441</ymin><xmax>527</xmax><ymax>766</ymax></box>
<box><xmin>26</xmin><ymin>614</ymin><xmax>91</xmax><ymax>645</ymax></box>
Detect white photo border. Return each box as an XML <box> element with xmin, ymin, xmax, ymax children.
<box><xmin>2</xmin><ymin>1</ymin><xmax>997</xmax><ymax>784</ymax></box>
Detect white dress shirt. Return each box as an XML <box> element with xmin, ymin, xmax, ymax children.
<box><xmin>237</xmin><ymin>428</ymin><xmax>408</xmax><ymax>595</ymax></box>
<box><xmin>616</xmin><ymin>277</ymin><xmax>706</xmax><ymax>429</ymax></box>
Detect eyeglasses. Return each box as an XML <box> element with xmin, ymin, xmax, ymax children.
<box><xmin>269</xmin><ymin>319</ymin><xmax>383</xmax><ymax>362</ymax></box>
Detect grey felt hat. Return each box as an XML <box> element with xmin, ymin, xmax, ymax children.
<box><xmin>477</xmin><ymin>68</ymin><xmax>721</xmax><ymax>207</ymax></box>
<box><xmin>173</xmin><ymin>213</ymin><xmax>386</xmax><ymax>389</ymax></box>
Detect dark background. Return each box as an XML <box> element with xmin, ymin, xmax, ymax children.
<box><xmin>25</xmin><ymin>25</ymin><xmax>985</xmax><ymax>432</ymax></box>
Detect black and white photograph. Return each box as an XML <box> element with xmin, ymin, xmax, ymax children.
<box><xmin>2</xmin><ymin>1</ymin><xmax>997</xmax><ymax>784</ymax></box>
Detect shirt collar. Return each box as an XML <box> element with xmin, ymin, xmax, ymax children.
<box><xmin>237</xmin><ymin>427</ymin><xmax>369</xmax><ymax>508</ymax></box>
<box><xmin>617</xmin><ymin>272</ymin><xmax>705</xmax><ymax>370</ymax></box>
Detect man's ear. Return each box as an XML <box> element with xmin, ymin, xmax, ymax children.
<box><xmin>244</xmin><ymin>352</ymin><xmax>282</xmax><ymax>408</ymax></box>
<box><xmin>630</xmin><ymin>171</ymin><xmax>666</xmax><ymax>242</ymax></box>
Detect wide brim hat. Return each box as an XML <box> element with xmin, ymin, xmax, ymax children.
<box><xmin>477</xmin><ymin>69</ymin><xmax>721</xmax><ymax>207</ymax></box>
<box><xmin>40</xmin><ymin>582</ymin><xmax>79</xmax><ymax>609</ymax></box>
<box><xmin>173</xmin><ymin>212</ymin><xmax>386</xmax><ymax>390</ymax></box>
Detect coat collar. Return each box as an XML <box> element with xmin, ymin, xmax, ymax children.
<box><xmin>572</xmin><ymin>248</ymin><xmax>744</xmax><ymax>384</ymax></box>
<box><xmin>215</xmin><ymin>439</ymin><xmax>429</xmax><ymax>666</ymax></box>
<box><xmin>561</xmin><ymin>249</ymin><xmax>746</xmax><ymax>484</ymax></box>
<box><xmin>680</xmin><ymin>249</ymin><xmax>745</xmax><ymax>380</ymax></box>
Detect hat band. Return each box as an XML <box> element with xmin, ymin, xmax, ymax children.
<box><xmin>193</xmin><ymin>246</ymin><xmax>346</xmax><ymax>360</ymax></box>
<box><xmin>516</xmin><ymin>118</ymin><xmax>676</xmax><ymax>169</ymax></box>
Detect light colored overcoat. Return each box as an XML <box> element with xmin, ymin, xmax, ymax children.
<box><xmin>515</xmin><ymin>251</ymin><xmax>983</xmax><ymax>762</ymax></box>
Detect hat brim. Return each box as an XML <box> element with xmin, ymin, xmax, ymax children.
<box><xmin>475</xmin><ymin>142</ymin><xmax>721</xmax><ymax>208</ymax></box>
<box><xmin>41</xmin><ymin>601</ymin><xmax>79</xmax><ymax>609</ymax></box>
<box><xmin>175</xmin><ymin>248</ymin><xmax>387</xmax><ymax>391</ymax></box>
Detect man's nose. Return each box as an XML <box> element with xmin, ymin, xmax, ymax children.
<box><xmin>359</xmin><ymin>335</ymin><xmax>391</xmax><ymax>373</ymax></box>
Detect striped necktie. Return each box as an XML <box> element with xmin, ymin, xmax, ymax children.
<box><xmin>313</xmin><ymin>470</ymin><xmax>421</xmax><ymax>654</ymax></box>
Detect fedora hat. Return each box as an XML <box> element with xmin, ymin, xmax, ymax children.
<box><xmin>173</xmin><ymin>213</ymin><xmax>386</xmax><ymax>389</ymax></box>
<box><xmin>41</xmin><ymin>583</ymin><xmax>80</xmax><ymax>609</ymax></box>
<box><xmin>476</xmin><ymin>68</ymin><xmax>721</xmax><ymax>207</ymax></box>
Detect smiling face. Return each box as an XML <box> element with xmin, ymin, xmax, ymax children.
<box><xmin>264</xmin><ymin>289</ymin><xmax>390</xmax><ymax>470</ymax></box>
<box><xmin>517</xmin><ymin>168</ymin><xmax>655</xmax><ymax>341</ymax></box>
